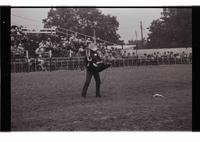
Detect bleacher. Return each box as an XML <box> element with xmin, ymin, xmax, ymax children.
<box><xmin>10</xmin><ymin>26</ymin><xmax>192</xmax><ymax>73</ymax></box>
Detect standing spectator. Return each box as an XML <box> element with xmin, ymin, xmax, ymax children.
<box><xmin>181</xmin><ymin>51</ymin><xmax>187</xmax><ymax>64</ymax></box>
<box><xmin>39</xmin><ymin>40</ymin><xmax>47</xmax><ymax>50</ymax></box>
<box><xmin>37</xmin><ymin>54</ymin><xmax>46</xmax><ymax>71</ymax></box>
<box><xmin>46</xmin><ymin>38</ymin><xmax>53</xmax><ymax>50</ymax></box>
<box><xmin>169</xmin><ymin>51</ymin><xmax>174</xmax><ymax>64</ymax></box>
<box><xmin>35</xmin><ymin>41</ymin><xmax>46</xmax><ymax>71</ymax></box>
<box><xmin>36</xmin><ymin>40</ymin><xmax>46</xmax><ymax>55</ymax></box>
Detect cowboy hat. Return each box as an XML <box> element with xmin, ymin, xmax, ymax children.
<box><xmin>88</xmin><ymin>43</ymin><xmax>98</xmax><ymax>51</ymax></box>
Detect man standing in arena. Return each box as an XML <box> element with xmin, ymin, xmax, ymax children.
<box><xmin>81</xmin><ymin>41</ymin><xmax>103</xmax><ymax>98</ymax></box>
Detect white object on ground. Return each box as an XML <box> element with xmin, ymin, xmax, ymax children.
<box><xmin>153</xmin><ymin>94</ymin><xmax>164</xmax><ymax>98</ymax></box>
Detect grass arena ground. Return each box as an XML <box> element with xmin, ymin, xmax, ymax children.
<box><xmin>11</xmin><ymin>64</ymin><xmax>192</xmax><ymax>131</ymax></box>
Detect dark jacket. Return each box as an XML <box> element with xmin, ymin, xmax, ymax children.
<box><xmin>86</xmin><ymin>49</ymin><xmax>110</xmax><ymax>72</ymax></box>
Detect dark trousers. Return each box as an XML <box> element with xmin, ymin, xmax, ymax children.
<box><xmin>81</xmin><ymin>68</ymin><xmax>101</xmax><ymax>97</ymax></box>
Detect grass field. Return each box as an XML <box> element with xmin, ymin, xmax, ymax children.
<box><xmin>11</xmin><ymin>64</ymin><xmax>192</xmax><ymax>131</ymax></box>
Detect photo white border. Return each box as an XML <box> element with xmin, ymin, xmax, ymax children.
<box><xmin>0</xmin><ymin>0</ymin><xmax>199</xmax><ymax>6</ymax></box>
<box><xmin>1</xmin><ymin>1</ymin><xmax>198</xmax><ymax>142</ymax></box>
<box><xmin>1</xmin><ymin>132</ymin><xmax>200</xmax><ymax>142</ymax></box>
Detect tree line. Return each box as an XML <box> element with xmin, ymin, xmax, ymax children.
<box><xmin>13</xmin><ymin>8</ymin><xmax>191</xmax><ymax>50</ymax></box>
<box><xmin>43</xmin><ymin>8</ymin><xmax>124</xmax><ymax>45</ymax></box>
<box><xmin>146</xmin><ymin>8</ymin><xmax>192</xmax><ymax>49</ymax></box>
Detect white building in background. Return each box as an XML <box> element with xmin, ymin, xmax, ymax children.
<box><xmin>107</xmin><ymin>44</ymin><xmax>137</xmax><ymax>56</ymax></box>
<box><xmin>135</xmin><ymin>47</ymin><xmax>192</xmax><ymax>56</ymax></box>
<box><xmin>107</xmin><ymin>44</ymin><xmax>192</xmax><ymax>56</ymax></box>
<box><xmin>107</xmin><ymin>44</ymin><xmax>136</xmax><ymax>50</ymax></box>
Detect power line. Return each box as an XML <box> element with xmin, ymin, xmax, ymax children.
<box><xmin>57</xmin><ymin>28</ymin><xmax>118</xmax><ymax>45</ymax></box>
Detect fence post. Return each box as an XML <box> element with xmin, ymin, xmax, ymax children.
<box><xmin>131</xmin><ymin>58</ymin><xmax>133</xmax><ymax>66</ymax></box>
<box><xmin>57</xmin><ymin>59</ymin><xmax>58</xmax><ymax>70</ymax></box>
<box><xmin>26</xmin><ymin>50</ymin><xmax>29</xmax><ymax>73</ymax></box>
<box><xmin>34</xmin><ymin>59</ymin><xmax>36</xmax><ymax>72</ymax></box>
<box><xmin>168</xmin><ymin>57</ymin><xmax>170</xmax><ymax>64</ymax></box>
<box><xmin>72</xmin><ymin>58</ymin><xmax>74</xmax><ymax>70</ymax></box>
<box><xmin>60</xmin><ymin>59</ymin><xmax>62</xmax><ymax>70</ymax></box>
<box><xmin>157</xmin><ymin>57</ymin><xmax>159</xmax><ymax>65</ymax></box>
<box><xmin>20</xmin><ymin>62</ymin><xmax>22</xmax><ymax>73</ymax></box>
<box><xmin>67</xmin><ymin>58</ymin><xmax>69</xmax><ymax>70</ymax></box>
<box><xmin>78</xmin><ymin>57</ymin><xmax>79</xmax><ymax>70</ymax></box>
<box><xmin>49</xmin><ymin>50</ymin><xmax>52</xmax><ymax>72</ymax></box>
<box><xmin>49</xmin><ymin>58</ymin><xmax>52</xmax><ymax>72</ymax></box>
<box><xmin>27</xmin><ymin>60</ymin><xmax>30</xmax><ymax>73</ymax></box>
<box><xmin>14</xmin><ymin>62</ymin><xmax>16</xmax><ymax>73</ymax></box>
<box><xmin>187</xmin><ymin>57</ymin><xmax>189</xmax><ymax>64</ymax></box>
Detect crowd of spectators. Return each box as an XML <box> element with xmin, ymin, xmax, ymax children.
<box><xmin>121</xmin><ymin>49</ymin><xmax>192</xmax><ymax>64</ymax></box>
<box><xmin>11</xmin><ymin>26</ymin><xmax>192</xmax><ymax>65</ymax></box>
<box><xmin>11</xmin><ymin>26</ymin><xmax>123</xmax><ymax>60</ymax></box>
<box><xmin>11</xmin><ymin>26</ymin><xmax>27</xmax><ymax>57</ymax></box>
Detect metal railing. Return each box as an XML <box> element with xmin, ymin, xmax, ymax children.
<box><xmin>11</xmin><ymin>56</ymin><xmax>192</xmax><ymax>73</ymax></box>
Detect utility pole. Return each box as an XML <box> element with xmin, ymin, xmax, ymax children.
<box><xmin>135</xmin><ymin>30</ymin><xmax>138</xmax><ymax>41</ymax></box>
<box><xmin>140</xmin><ymin>21</ymin><xmax>144</xmax><ymax>48</ymax></box>
<box><xmin>135</xmin><ymin>30</ymin><xmax>138</xmax><ymax>56</ymax></box>
<box><xmin>93</xmin><ymin>21</ymin><xmax>97</xmax><ymax>44</ymax></box>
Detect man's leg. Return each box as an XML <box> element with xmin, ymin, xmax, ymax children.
<box><xmin>93</xmin><ymin>71</ymin><xmax>101</xmax><ymax>97</ymax></box>
<box><xmin>81</xmin><ymin>69</ymin><xmax>92</xmax><ymax>97</ymax></box>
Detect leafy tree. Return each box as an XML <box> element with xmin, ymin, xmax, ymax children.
<box><xmin>43</xmin><ymin>8</ymin><xmax>123</xmax><ymax>45</ymax></box>
<box><xmin>146</xmin><ymin>8</ymin><xmax>192</xmax><ymax>48</ymax></box>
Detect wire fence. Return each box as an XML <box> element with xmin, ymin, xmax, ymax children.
<box><xmin>11</xmin><ymin>56</ymin><xmax>192</xmax><ymax>73</ymax></box>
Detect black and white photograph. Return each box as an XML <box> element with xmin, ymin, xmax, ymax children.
<box><xmin>10</xmin><ymin>7</ymin><xmax>192</xmax><ymax>131</ymax></box>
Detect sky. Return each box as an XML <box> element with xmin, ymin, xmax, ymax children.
<box><xmin>11</xmin><ymin>8</ymin><xmax>163</xmax><ymax>43</ymax></box>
